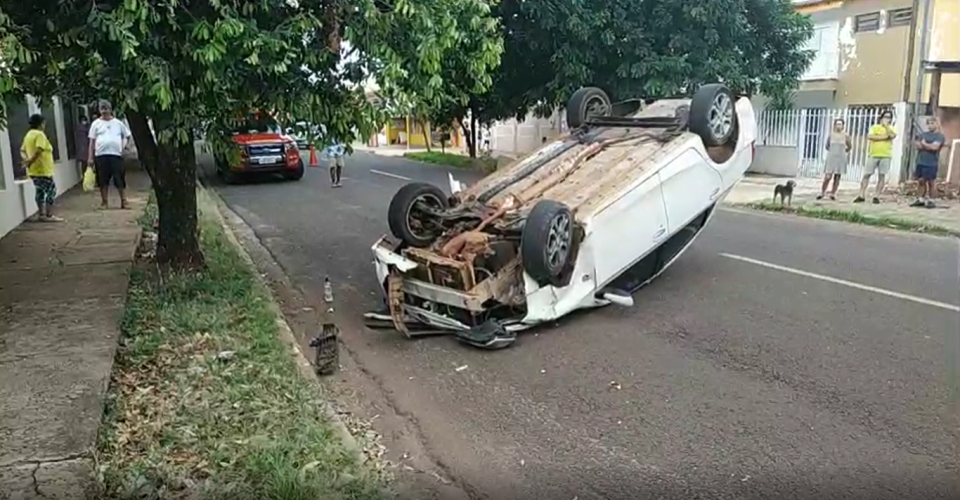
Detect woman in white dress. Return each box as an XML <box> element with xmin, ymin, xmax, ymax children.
<box><xmin>818</xmin><ymin>118</ymin><xmax>851</xmax><ymax>201</ymax></box>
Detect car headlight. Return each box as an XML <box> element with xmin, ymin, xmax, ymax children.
<box><xmin>284</xmin><ymin>142</ymin><xmax>296</xmax><ymax>153</ymax></box>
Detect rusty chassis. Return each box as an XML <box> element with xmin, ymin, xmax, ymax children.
<box><xmin>366</xmin><ymin>105</ymin><xmax>689</xmax><ymax>350</ymax></box>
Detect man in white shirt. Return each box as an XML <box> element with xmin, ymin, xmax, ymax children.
<box><xmin>87</xmin><ymin>100</ymin><xmax>131</xmax><ymax>209</ymax></box>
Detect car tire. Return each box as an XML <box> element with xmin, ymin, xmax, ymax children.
<box><xmin>388</xmin><ymin>182</ymin><xmax>449</xmax><ymax>248</ymax></box>
<box><xmin>223</xmin><ymin>168</ymin><xmax>240</xmax><ymax>185</ymax></box>
<box><xmin>521</xmin><ymin>200</ymin><xmax>575</xmax><ymax>287</ymax></box>
<box><xmin>689</xmin><ymin>84</ymin><xmax>738</xmax><ymax>147</ymax></box>
<box><xmin>566</xmin><ymin>87</ymin><xmax>612</xmax><ymax>129</ymax></box>
<box><xmin>285</xmin><ymin>160</ymin><xmax>305</xmax><ymax>181</ymax></box>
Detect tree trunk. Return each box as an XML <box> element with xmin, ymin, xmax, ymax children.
<box><xmin>155</xmin><ymin>140</ymin><xmax>203</xmax><ymax>269</ymax></box>
<box><xmin>126</xmin><ymin>112</ymin><xmax>158</xmax><ymax>183</ymax></box>
<box><xmin>421</xmin><ymin>120</ymin><xmax>432</xmax><ymax>152</ymax></box>
<box><xmin>127</xmin><ymin>110</ymin><xmax>204</xmax><ymax>270</ymax></box>
<box><xmin>460</xmin><ymin>115</ymin><xmax>478</xmax><ymax>159</ymax></box>
<box><xmin>468</xmin><ymin>113</ymin><xmax>478</xmax><ymax>158</ymax></box>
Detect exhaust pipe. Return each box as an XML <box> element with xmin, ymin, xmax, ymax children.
<box><xmin>599</xmin><ymin>288</ymin><xmax>634</xmax><ymax>307</ymax></box>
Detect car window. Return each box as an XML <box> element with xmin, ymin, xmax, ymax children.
<box><xmin>233</xmin><ymin>118</ymin><xmax>281</xmax><ymax>135</ymax></box>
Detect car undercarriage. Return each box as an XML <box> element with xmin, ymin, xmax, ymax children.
<box><xmin>365</xmin><ymin>84</ymin><xmax>752</xmax><ymax>350</ymax></box>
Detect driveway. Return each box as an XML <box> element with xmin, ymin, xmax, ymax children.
<box><xmin>203</xmin><ymin>152</ymin><xmax>959</xmax><ymax>500</ymax></box>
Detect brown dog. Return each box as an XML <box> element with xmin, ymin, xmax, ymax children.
<box><xmin>773</xmin><ymin>180</ymin><xmax>796</xmax><ymax>207</ymax></box>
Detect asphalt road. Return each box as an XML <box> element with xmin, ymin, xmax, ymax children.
<box><xmin>204</xmin><ymin>152</ymin><xmax>960</xmax><ymax>500</ymax></box>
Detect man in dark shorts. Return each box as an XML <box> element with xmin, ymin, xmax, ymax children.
<box><xmin>87</xmin><ymin>100</ymin><xmax>132</xmax><ymax>209</ymax></box>
<box><xmin>910</xmin><ymin>117</ymin><xmax>944</xmax><ymax>208</ymax></box>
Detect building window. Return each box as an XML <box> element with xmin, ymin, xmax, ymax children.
<box><xmin>801</xmin><ymin>21</ymin><xmax>840</xmax><ymax>80</ymax></box>
<box><xmin>5</xmin><ymin>96</ymin><xmax>32</xmax><ymax>180</ymax></box>
<box><xmin>888</xmin><ymin>7</ymin><xmax>912</xmax><ymax>27</ymax></box>
<box><xmin>39</xmin><ymin>99</ymin><xmax>61</xmax><ymax>162</ymax></box>
<box><xmin>854</xmin><ymin>12</ymin><xmax>881</xmax><ymax>32</ymax></box>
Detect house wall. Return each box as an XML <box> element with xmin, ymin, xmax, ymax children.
<box><xmin>935</xmin><ymin>106</ymin><xmax>960</xmax><ymax>183</ymax></box>
<box><xmin>791</xmin><ymin>0</ymin><xmax>920</xmax><ymax>109</ymax></box>
<box><xmin>834</xmin><ymin>0</ymin><xmax>916</xmax><ymax>106</ymax></box>
<box><xmin>0</xmin><ymin>96</ymin><xmax>82</xmax><ymax>239</ymax></box>
<box><xmin>488</xmin><ymin>109</ymin><xmax>566</xmax><ymax>157</ymax></box>
<box><xmin>383</xmin><ymin>117</ymin><xmax>462</xmax><ymax>148</ymax></box>
<box><xmin>923</xmin><ymin>0</ymin><xmax>960</xmax><ymax>107</ymax></box>
<box><xmin>750</xmin><ymin>146</ymin><xmax>801</xmax><ymax>176</ymax></box>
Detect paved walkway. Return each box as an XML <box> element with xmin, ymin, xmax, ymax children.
<box><xmin>0</xmin><ymin>171</ymin><xmax>149</xmax><ymax>499</ymax></box>
<box><xmin>730</xmin><ymin>175</ymin><xmax>960</xmax><ymax>234</ymax></box>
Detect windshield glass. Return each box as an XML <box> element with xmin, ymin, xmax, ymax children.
<box><xmin>232</xmin><ymin>116</ymin><xmax>282</xmax><ymax>135</ymax></box>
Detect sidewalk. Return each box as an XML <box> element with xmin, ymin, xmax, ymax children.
<box><xmin>730</xmin><ymin>174</ymin><xmax>960</xmax><ymax>235</ymax></box>
<box><xmin>0</xmin><ymin>171</ymin><xmax>149</xmax><ymax>499</ymax></box>
<box><xmin>351</xmin><ymin>144</ymin><xmax>429</xmax><ymax>157</ymax></box>
<box><xmin>724</xmin><ymin>175</ymin><xmax>859</xmax><ymax>204</ymax></box>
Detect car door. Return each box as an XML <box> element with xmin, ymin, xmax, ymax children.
<box><xmin>659</xmin><ymin>148</ymin><xmax>724</xmax><ymax>234</ymax></box>
<box><xmin>590</xmin><ymin>171</ymin><xmax>670</xmax><ymax>287</ymax></box>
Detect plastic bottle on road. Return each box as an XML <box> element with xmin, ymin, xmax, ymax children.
<box><xmin>323</xmin><ymin>276</ymin><xmax>334</xmax><ymax>303</ymax></box>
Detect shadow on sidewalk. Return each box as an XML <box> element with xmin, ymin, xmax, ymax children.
<box><xmin>0</xmin><ymin>169</ymin><xmax>151</xmax><ymax>498</ymax></box>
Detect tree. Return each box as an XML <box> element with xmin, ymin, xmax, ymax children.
<box><xmin>437</xmin><ymin>0</ymin><xmax>814</xmax><ymax>138</ymax></box>
<box><xmin>0</xmin><ymin>0</ymin><xmax>501</xmax><ymax>269</ymax></box>
<box><xmin>387</xmin><ymin>0</ymin><xmax>502</xmax><ymax>157</ymax></box>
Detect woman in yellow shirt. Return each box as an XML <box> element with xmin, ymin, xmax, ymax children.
<box><xmin>20</xmin><ymin>114</ymin><xmax>63</xmax><ymax>222</ymax></box>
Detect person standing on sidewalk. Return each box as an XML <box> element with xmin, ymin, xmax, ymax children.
<box><xmin>818</xmin><ymin>118</ymin><xmax>851</xmax><ymax>201</ymax></box>
<box><xmin>855</xmin><ymin>110</ymin><xmax>896</xmax><ymax>204</ymax></box>
<box><xmin>75</xmin><ymin>114</ymin><xmax>90</xmax><ymax>178</ymax></box>
<box><xmin>87</xmin><ymin>100</ymin><xmax>131</xmax><ymax>209</ymax></box>
<box><xmin>20</xmin><ymin>114</ymin><xmax>64</xmax><ymax>222</ymax></box>
<box><xmin>911</xmin><ymin>117</ymin><xmax>945</xmax><ymax>208</ymax></box>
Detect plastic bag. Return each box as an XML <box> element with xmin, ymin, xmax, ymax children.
<box><xmin>82</xmin><ymin>166</ymin><xmax>96</xmax><ymax>192</ymax></box>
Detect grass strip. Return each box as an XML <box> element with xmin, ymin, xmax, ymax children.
<box><xmin>403</xmin><ymin>151</ymin><xmax>497</xmax><ymax>171</ymax></box>
<box><xmin>96</xmin><ymin>196</ymin><xmax>384</xmax><ymax>500</ymax></box>
<box><xmin>744</xmin><ymin>200</ymin><xmax>958</xmax><ymax>237</ymax></box>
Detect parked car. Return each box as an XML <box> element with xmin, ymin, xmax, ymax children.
<box><xmin>215</xmin><ymin>117</ymin><xmax>304</xmax><ymax>183</ymax></box>
<box><xmin>364</xmin><ymin>83</ymin><xmax>757</xmax><ymax>349</ymax></box>
<box><xmin>285</xmin><ymin>122</ymin><xmax>310</xmax><ymax>150</ymax></box>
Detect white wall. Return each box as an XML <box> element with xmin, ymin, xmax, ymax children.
<box><xmin>0</xmin><ymin>95</ymin><xmax>81</xmax><ymax>239</ymax></box>
<box><xmin>750</xmin><ymin>146</ymin><xmax>801</xmax><ymax>176</ymax></box>
<box><xmin>485</xmin><ymin>108</ymin><xmax>567</xmax><ymax>157</ymax></box>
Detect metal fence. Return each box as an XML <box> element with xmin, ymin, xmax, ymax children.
<box><xmin>756</xmin><ymin>106</ymin><xmax>891</xmax><ymax>182</ymax></box>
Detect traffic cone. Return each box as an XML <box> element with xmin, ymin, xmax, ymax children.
<box><xmin>309</xmin><ymin>146</ymin><xmax>319</xmax><ymax>167</ymax></box>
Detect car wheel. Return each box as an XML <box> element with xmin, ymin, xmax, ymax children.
<box><xmin>388</xmin><ymin>183</ymin><xmax>449</xmax><ymax>248</ymax></box>
<box><xmin>566</xmin><ymin>87</ymin><xmax>612</xmax><ymax>129</ymax></box>
<box><xmin>689</xmin><ymin>84</ymin><xmax>738</xmax><ymax>147</ymax></box>
<box><xmin>223</xmin><ymin>169</ymin><xmax>240</xmax><ymax>184</ymax></box>
<box><xmin>521</xmin><ymin>200</ymin><xmax>575</xmax><ymax>287</ymax></box>
<box><xmin>285</xmin><ymin>160</ymin><xmax>305</xmax><ymax>181</ymax></box>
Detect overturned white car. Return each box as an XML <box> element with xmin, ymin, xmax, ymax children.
<box><xmin>365</xmin><ymin>84</ymin><xmax>756</xmax><ymax>349</ymax></box>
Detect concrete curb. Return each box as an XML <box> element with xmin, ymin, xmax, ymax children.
<box><xmin>195</xmin><ymin>182</ymin><xmax>371</xmax><ymax>474</ymax></box>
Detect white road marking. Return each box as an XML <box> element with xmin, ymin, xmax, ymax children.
<box><xmin>370</xmin><ymin>169</ymin><xmax>411</xmax><ymax>181</ymax></box>
<box><xmin>719</xmin><ymin>252</ymin><xmax>960</xmax><ymax>313</ymax></box>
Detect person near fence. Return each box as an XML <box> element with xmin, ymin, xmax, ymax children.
<box><xmin>75</xmin><ymin>114</ymin><xmax>90</xmax><ymax>177</ymax></box>
<box><xmin>910</xmin><ymin>117</ymin><xmax>945</xmax><ymax>208</ymax></box>
<box><xmin>20</xmin><ymin>114</ymin><xmax>64</xmax><ymax>222</ymax></box>
<box><xmin>818</xmin><ymin>118</ymin><xmax>851</xmax><ymax>201</ymax></box>
<box><xmin>856</xmin><ymin>110</ymin><xmax>896</xmax><ymax>204</ymax></box>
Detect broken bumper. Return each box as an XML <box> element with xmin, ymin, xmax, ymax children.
<box><xmin>369</xmin><ymin>238</ymin><xmax>527</xmax><ymax>349</ymax></box>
